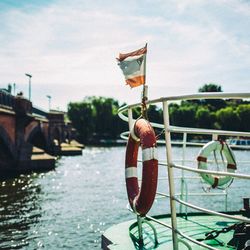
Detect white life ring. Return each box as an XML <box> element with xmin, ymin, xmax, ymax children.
<box><xmin>125</xmin><ymin>118</ymin><xmax>158</xmax><ymax>216</ymax></box>
<box><xmin>197</xmin><ymin>140</ymin><xmax>237</xmax><ymax>188</ymax></box>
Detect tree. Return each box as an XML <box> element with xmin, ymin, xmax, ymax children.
<box><xmin>67</xmin><ymin>101</ymin><xmax>95</xmax><ymax>143</ymax></box>
<box><xmin>66</xmin><ymin>84</ymin><xmax>249</xmax><ymax>144</ymax></box>
<box><xmin>67</xmin><ymin>96</ymin><xmax>127</xmax><ymax>143</ymax></box>
<box><xmin>196</xmin><ymin>107</ymin><xmax>215</xmax><ymax>129</ymax></box>
<box><xmin>236</xmin><ymin>104</ymin><xmax>250</xmax><ymax>132</ymax></box>
<box><xmin>170</xmin><ymin>105</ymin><xmax>196</xmax><ymax>127</ymax></box>
<box><xmin>91</xmin><ymin>97</ymin><xmax>116</xmax><ymax>139</ymax></box>
<box><xmin>216</xmin><ymin>107</ymin><xmax>240</xmax><ymax>131</ymax></box>
<box><xmin>147</xmin><ymin>105</ymin><xmax>163</xmax><ymax>124</ymax></box>
<box><xmin>198</xmin><ymin>83</ymin><xmax>222</xmax><ymax>93</ymax></box>
<box><xmin>198</xmin><ymin>83</ymin><xmax>226</xmax><ymax>111</ymax></box>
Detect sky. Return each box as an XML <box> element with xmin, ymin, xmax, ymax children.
<box><xmin>0</xmin><ymin>0</ymin><xmax>250</xmax><ymax>111</ymax></box>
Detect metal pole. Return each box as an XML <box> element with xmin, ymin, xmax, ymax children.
<box><xmin>13</xmin><ymin>83</ymin><xmax>16</xmax><ymax>95</ymax></box>
<box><xmin>137</xmin><ymin>215</ymin><xmax>143</xmax><ymax>245</ymax></box>
<box><xmin>180</xmin><ymin>132</ymin><xmax>187</xmax><ymax>214</ymax></box>
<box><xmin>128</xmin><ymin>108</ymin><xmax>133</xmax><ymax>132</ymax></box>
<box><xmin>25</xmin><ymin>73</ymin><xmax>32</xmax><ymax>101</ymax></box>
<box><xmin>143</xmin><ymin>43</ymin><xmax>147</xmax><ymax>84</ymax></box>
<box><xmin>47</xmin><ymin>95</ymin><xmax>51</xmax><ymax>111</ymax></box>
<box><xmin>29</xmin><ymin>77</ymin><xmax>31</xmax><ymax>100</ymax></box>
<box><xmin>212</xmin><ymin>134</ymin><xmax>218</xmax><ymax>141</ymax></box>
<box><xmin>163</xmin><ymin>100</ymin><xmax>179</xmax><ymax>250</ymax></box>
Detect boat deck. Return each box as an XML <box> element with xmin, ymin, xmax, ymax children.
<box><xmin>102</xmin><ymin>213</ymin><xmax>242</xmax><ymax>249</ymax></box>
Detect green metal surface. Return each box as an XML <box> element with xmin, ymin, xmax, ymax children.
<box><xmin>102</xmin><ymin>213</ymin><xmax>242</xmax><ymax>249</ymax></box>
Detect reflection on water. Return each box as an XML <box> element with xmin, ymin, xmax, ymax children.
<box><xmin>0</xmin><ymin>146</ymin><xmax>249</xmax><ymax>249</ymax></box>
<box><xmin>0</xmin><ymin>147</ymin><xmax>131</xmax><ymax>249</ymax></box>
<box><xmin>0</xmin><ymin>173</ymin><xmax>42</xmax><ymax>249</ymax></box>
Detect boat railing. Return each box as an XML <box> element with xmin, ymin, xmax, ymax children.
<box><xmin>118</xmin><ymin>92</ymin><xmax>250</xmax><ymax>250</ymax></box>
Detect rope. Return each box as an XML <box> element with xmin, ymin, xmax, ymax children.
<box><xmin>225</xmin><ymin>141</ymin><xmax>237</xmax><ymax>166</ymax></box>
<box><xmin>156</xmin><ymin>128</ymin><xmax>165</xmax><ymax>140</ymax></box>
<box><xmin>141</xmin><ymin>96</ymin><xmax>148</xmax><ymax>120</ymax></box>
<box><xmin>141</xmin><ymin>84</ymin><xmax>149</xmax><ymax>120</ymax></box>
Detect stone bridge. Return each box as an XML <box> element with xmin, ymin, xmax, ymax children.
<box><xmin>0</xmin><ymin>90</ymin><xmax>83</xmax><ymax>173</ymax></box>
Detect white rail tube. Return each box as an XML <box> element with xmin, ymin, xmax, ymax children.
<box><xmin>128</xmin><ymin>108</ymin><xmax>134</xmax><ymax>132</ymax></box>
<box><xmin>163</xmin><ymin>100</ymin><xmax>179</xmax><ymax>250</ymax></box>
<box><xmin>173</xmin><ymin>164</ymin><xmax>250</xmax><ymax>180</ymax></box>
<box><xmin>174</xmin><ymin>197</ymin><xmax>250</xmax><ymax>223</ymax></box>
<box><xmin>146</xmin><ymin>215</ymin><xmax>217</xmax><ymax>250</ymax></box>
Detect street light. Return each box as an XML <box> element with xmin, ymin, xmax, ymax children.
<box><xmin>25</xmin><ymin>73</ymin><xmax>32</xmax><ymax>100</ymax></box>
<box><xmin>13</xmin><ymin>83</ymin><xmax>16</xmax><ymax>95</ymax></box>
<box><xmin>46</xmin><ymin>95</ymin><xmax>51</xmax><ymax>111</ymax></box>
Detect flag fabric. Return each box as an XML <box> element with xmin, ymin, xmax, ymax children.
<box><xmin>117</xmin><ymin>45</ymin><xmax>147</xmax><ymax>88</ymax></box>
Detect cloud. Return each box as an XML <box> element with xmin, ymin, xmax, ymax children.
<box><xmin>0</xmin><ymin>0</ymin><xmax>250</xmax><ymax>110</ymax></box>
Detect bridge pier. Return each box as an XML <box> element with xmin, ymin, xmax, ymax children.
<box><xmin>0</xmin><ymin>90</ymin><xmax>83</xmax><ymax>174</ymax></box>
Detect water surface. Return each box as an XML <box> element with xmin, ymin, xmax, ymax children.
<box><xmin>0</xmin><ymin>146</ymin><xmax>249</xmax><ymax>249</ymax></box>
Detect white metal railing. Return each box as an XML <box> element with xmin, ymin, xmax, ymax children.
<box><xmin>118</xmin><ymin>92</ymin><xmax>250</xmax><ymax>250</ymax></box>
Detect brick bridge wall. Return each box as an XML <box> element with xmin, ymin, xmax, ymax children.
<box><xmin>0</xmin><ymin>90</ymin><xmax>76</xmax><ymax>169</ymax></box>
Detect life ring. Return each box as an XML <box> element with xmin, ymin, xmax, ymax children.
<box><xmin>125</xmin><ymin>118</ymin><xmax>158</xmax><ymax>215</ymax></box>
<box><xmin>197</xmin><ymin>140</ymin><xmax>237</xmax><ymax>188</ymax></box>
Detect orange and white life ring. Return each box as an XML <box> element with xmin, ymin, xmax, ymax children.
<box><xmin>125</xmin><ymin>118</ymin><xmax>158</xmax><ymax>215</ymax></box>
<box><xmin>197</xmin><ymin>140</ymin><xmax>237</xmax><ymax>188</ymax></box>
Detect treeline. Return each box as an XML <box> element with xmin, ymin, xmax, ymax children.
<box><xmin>169</xmin><ymin>84</ymin><xmax>250</xmax><ymax>132</ymax></box>
<box><xmin>67</xmin><ymin>84</ymin><xmax>250</xmax><ymax>144</ymax></box>
<box><xmin>169</xmin><ymin>100</ymin><xmax>250</xmax><ymax>131</ymax></box>
<box><xmin>67</xmin><ymin>96</ymin><xmax>127</xmax><ymax>144</ymax></box>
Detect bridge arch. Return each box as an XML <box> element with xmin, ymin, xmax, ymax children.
<box><xmin>0</xmin><ymin>125</ymin><xmax>16</xmax><ymax>160</ymax></box>
<box><xmin>27</xmin><ymin>126</ymin><xmax>47</xmax><ymax>150</ymax></box>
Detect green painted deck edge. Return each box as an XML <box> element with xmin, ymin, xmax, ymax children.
<box><xmin>102</xmin><ymin>212</ymin><xmax>245</xmax><ymax>250</ymax></box>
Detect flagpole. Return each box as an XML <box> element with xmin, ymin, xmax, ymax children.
<box><xmin>144</xmin><ymin>43</ymin><xmax>147</xmax><ymax>86</ymax></box>
<box><xmin>141</xmin><ymin>43</ymin><xmax>148</xmax><ymax>119</ymax></box>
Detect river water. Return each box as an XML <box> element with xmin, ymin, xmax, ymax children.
<box><xmin>0</xmin><ymin>146</ymin><xmax>249</xmax><ymax>249</ymax></box>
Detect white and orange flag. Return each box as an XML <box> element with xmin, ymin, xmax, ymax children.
<box><xmin>117</xmin><ymin>44</ymin><xmax>147</xmax><ymax>88</ymax></box>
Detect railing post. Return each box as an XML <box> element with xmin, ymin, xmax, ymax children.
<box><xmin>212</xmin><ymin>134</ymin><xmax>218</xmax><ymax>141</ymax></box>
<box><xmin>180</xmin><ymin>132</ymin><xmax>187</xmax><ymax>214</ymax></box>
<box><xmin>163</xmin><ymin>101</ymin><xmax>179</xmax><ymax>250</ymax></box>
<box><xmin>128</xmin><ymin>108</ymin><xmax>134</xmax><ymax>132</ymax></box>
<box><xmin>137</xmin><ymin>215</ymin><xmax>144</xmax><ymax>245</ymax></box>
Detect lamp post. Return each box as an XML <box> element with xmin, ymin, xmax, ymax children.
<box><xmin>13</xmin><ymin>83</ymin><xmax>16</xmax><ymax>95</ymax></box>
<box><xmin>25</xmin><ymin>73</ymin><xmax>32</xmax><ymax>100</ymax></box>
<box><xmin>46</xmin><ymin>95</ymin><xmax>51</xmax><ymax>111</ymax></box>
